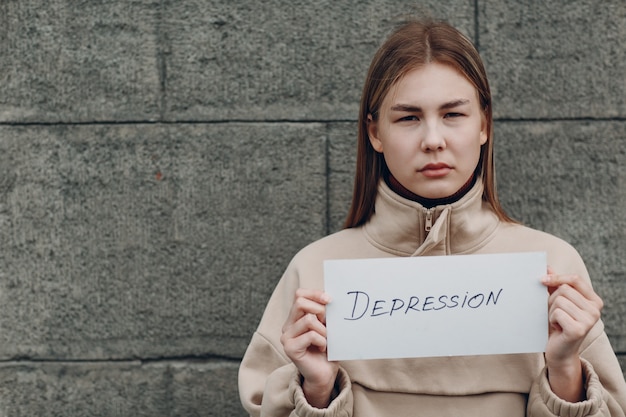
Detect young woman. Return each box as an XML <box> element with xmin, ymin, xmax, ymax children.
<box><xmin>239</xmin><ymin>18</ymin><xmax>626</xmax><ymax>417</ymax></box>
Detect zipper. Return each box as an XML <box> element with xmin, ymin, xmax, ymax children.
<box><xmin>424</xmin><ymin>208</ymin><xmax>434</xmax><ymax>232</ymax></box>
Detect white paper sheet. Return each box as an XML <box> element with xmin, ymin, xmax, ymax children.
<box><xmin>324</xmin><ymin>252</ymin><xmax>548</xmax><ymax>361</ymax></box>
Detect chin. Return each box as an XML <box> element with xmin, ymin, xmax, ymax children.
<box><xmin>416</xmin><ymin>187</ymin><xmax>456</xmax><ymax>199</ymax></box>
<box><xmin>423</xmin><ymin>192</ymin><xmax>452</xmax><ymax>199</ymax></box>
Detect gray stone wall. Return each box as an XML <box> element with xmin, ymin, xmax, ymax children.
<box><xmin>0</xmin><ymin>0</ymin><xmax>624</xmax><ymax>415</ymax></box>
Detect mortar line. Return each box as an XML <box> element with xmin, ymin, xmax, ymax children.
<box><xmin>0</xmin><ymin>119</ymin><xmax>355</xmax><ymax>127</ymax></box>
<box><xmin>1</xmin><ymin>117</ymin><xmax>625</xmax><ymax>127</ymax></box>
<box><xmin>0</xmin><ymin>354</ymin><xmax>242</xmax><ymax>365</ymax></box>
<box><xmin>474</xmin><ymin>0</ymin><xmax>480</xmax><ymax>49</ymax></box>
<box><xmin>324</xmin><ymin>123</ymin><xmax>331</xmax><ymax>235</ymax></box>
<box><xmin>155</xmin><ymin>0</ymin><xmax>168</xmax><ymax>121</ymax></box>
<box><xmin>495</xmin><ymin>117</ymin><xmax>626</xmax><ymax>123</ymax></box>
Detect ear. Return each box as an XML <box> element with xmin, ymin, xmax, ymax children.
<box><xmin>367</xmin><ymin>114</ymin><xmax>384</xmax><ymax>153</ymax></box>
<box><xmin>479</xmin><ymin>110</ymin><xmax>488</xmax><ymax>145</ymax></box>
<box><xmin>479</xmin><ymin>130</ymin><xmax>488</xmax><ymax>145</ymax></box>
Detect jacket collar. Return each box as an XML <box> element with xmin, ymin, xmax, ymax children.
<box><xmin>363</xmin><ymin>179</ymin><xmax>500</xmax><ymax>256</ymax></box>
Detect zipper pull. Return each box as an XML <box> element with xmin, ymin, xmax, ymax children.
<box><xmin>424</xmin><ymin>209</ymin><xmax>433</xmax><ymax>232</ymax></box>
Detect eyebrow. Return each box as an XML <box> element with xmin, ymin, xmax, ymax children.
<box><xmin>390</xmin><ymin>99</ymin><xmax>470</xmax><ymax>112</ymax></box>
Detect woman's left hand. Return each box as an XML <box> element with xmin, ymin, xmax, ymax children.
<box><xmin>542</xmin><ymin>267</ymin><xmax>604</xmax><ymax>402</ymax></box>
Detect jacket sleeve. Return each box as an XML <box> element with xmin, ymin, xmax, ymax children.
<box><xmin>527</xmin><ymin>321</ymin><xmax>626</xmax><ymax>417</ymax></box>
<box><xmin>238</xmin><ymin>257</ymin><xmax>354</xmax><ymax>417</ymax></box>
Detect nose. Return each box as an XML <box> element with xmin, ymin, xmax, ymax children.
<box><xmin>420</xmin><ymin>122</ymin><xmax>446</xmax><ymax>152</ymax></box>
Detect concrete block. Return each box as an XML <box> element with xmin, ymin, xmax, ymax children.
<box><xmin>0</xmin><ymin>122</ymin><xmax>327</xmax><ymax>360</ymax></box>
<box><xmin>0</xmin><ymin>361</ymin><xmax>168</xmax><ymax>417</ymax></box>
<box><xmin>0</xmin><ymin>360</ymin><xmax>245</xmax><ymax>417</ymax></box>
<box><xmin>602</xmin><ymin>289</ymin><xmax>626</xmax><ymax>354</ymax></box>
<box><xmin>0</xmin><ymin>0</ymin><xmax>161</xmax><ymax>123</ymax></box>
<box><xmin>169</xmin><ymin>360</ymin><xmax>246</xmax><ymax>417</ymax></box>
<box><xmin>161</xmin><ymin>0</ymin><xmax>475</xmax><ymax>121</ymax></box>
<box><xmin>328</xmin><ymin>122</ymin><xmax>358</xmax><ymax>233</ymax></box>
<box><xmin>479</xmin><ymin>0</ymin><xmax>626</xmax><ymax>119</ymax></box>
<box><xmin>494</xmin><ymin>120</ymin><xmax>625</xmax><ymax>350</ymax></box>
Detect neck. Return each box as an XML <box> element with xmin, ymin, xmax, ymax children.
<box><xmin>385</xmin><ymin>173</ymin><xmax>477</xmax><ymax>208</ymax></box>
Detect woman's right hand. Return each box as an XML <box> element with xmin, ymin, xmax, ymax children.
<box><xmin>280</xmin><ymin>288</ymin><xmax>339</xmax><ymax>409</ymax></box>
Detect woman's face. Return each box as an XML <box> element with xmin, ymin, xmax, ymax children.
<box><xmin>368</xmin><ymin>62</ymin><xmax>487</xmax><ymax>199</ymax></box>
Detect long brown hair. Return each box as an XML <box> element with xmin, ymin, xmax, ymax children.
<box><xmin>344</xmin><ymin>18</ymin><xmax>514</xmax><ymax>228</ymax></box>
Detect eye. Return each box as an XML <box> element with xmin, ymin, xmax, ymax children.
<box><xmin>444</xmin><ymin>112</ymin><xmax>464</xmax><ymax>118</ymax></box>
<box><xmin>398</xmin><ymin>115</ymin><xmax>419</xmax><ymax>122</ymax></box>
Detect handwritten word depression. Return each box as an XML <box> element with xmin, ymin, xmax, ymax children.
<box><xmin>344</xmin><ymin>289</ymin><xmax>504</xmax><ymax>320</ymax></box>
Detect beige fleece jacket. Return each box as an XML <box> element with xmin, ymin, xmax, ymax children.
<box><xmin>239</xmin><ymin>180</ymin><xmax>626</xmax><ymax>417</ymax></box>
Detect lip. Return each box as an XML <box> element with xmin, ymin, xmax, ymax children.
<box><xmin>419</xmin><ymin>163</ymin><xmax>452</xmax><ymax>178</ymax></box>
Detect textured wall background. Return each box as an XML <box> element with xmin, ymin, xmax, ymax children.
<box><xmin>0</xmin><ymin>0</ymin><xmax>624</xmax><ymax>416</ymax></box>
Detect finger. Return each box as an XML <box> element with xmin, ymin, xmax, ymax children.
<box><xmin>548</xmin><ymin>296</ymin><xmax>601</xmax><ymax>347</ymax></box>
<box><xmin>294</xmin><ymin>288</ymin><xmax>332</xmax><ymax>305</ymax></box>
<box><xmin>283</xmin><ymin>299</ymin><xmax>324</xmax><ymax>333</ymax></box>
<box><xmin>282</xmin><ymin>329</ymin><xmax>329</xmax><ymax>358</ymax></box>
<box><xmin>543</xmin><ymin>273</ymin><xmax>591</xmax><ymax>297</ymax></box>
<box><xmin>294</xmin><ymin>288</ymin><xmax>332</xmax><ymax>324</ymax></box>
<box><xmin>548</xmin><ymin>284</ymin><xmax>597</xmax><ymax>315</ymax></box>
<box><xmin>543</xmin><ymin>266</ymin><xmax>558</xmax><ymax>295</ymax></box>
<box><xmin>291</xmin><ymin>288</ymin><xmax>332</xmax><ymax>319</ymax></box>
<box><xmin>283</xmin><ymin>289</ymin><xmax>331</xmax><ymax>331</ymax></box>
<box><xmin>549</xmin><ymin>289</ymin><xmax>601</xmax><ymax>327</ymax></box>
<box><xmin>282</xmin><ymin>313</ymin><xmax>327</xmax><ymax>341</ymax></box>
<box><xmin>549</xmin><ymin>307</ymin><xmax>591</xmax><ymax>342</ymax></box>
<box><xmin>542</xmin><ymin>273</ymin><xmax>603</xmax><ymax>309</ymax></box>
